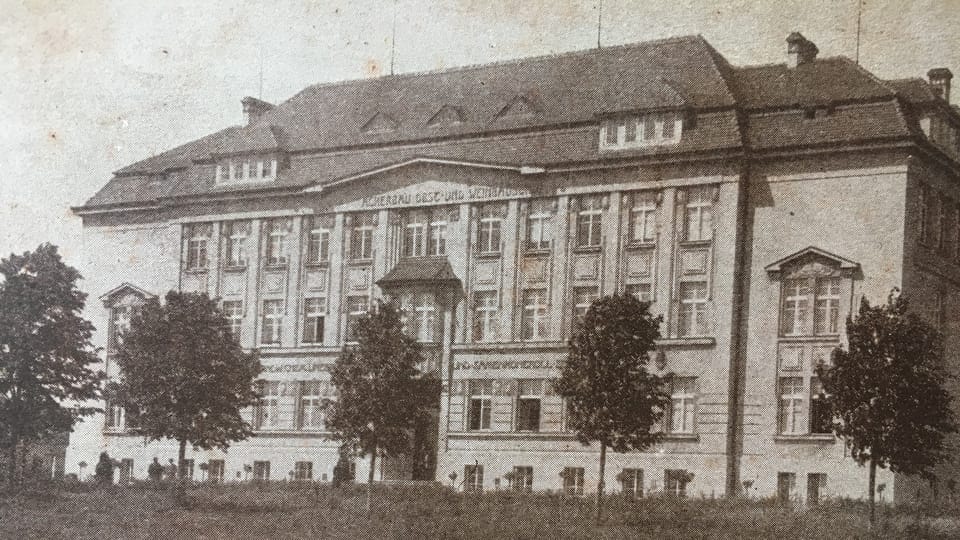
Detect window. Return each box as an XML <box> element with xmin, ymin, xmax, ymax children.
<box><xmin>105</xmin><ymin>402</ymin><xmax>125</xmax><ymax>430</ymax></box>
<box><xmin>814</xmin><ymin>278</ymin><xmax>841</xmax><ymax>335</ymax></box>
<box><xmin>222</xmin><ymin>221</ymin><xmax>249</xmax><ymax>267</ymax></box>
<box><xmin>684</xmin><ymin>187</ymin><xmax>713</xmax><ymax>242</ymax></box>
<box><xmin>620</xmin><ymin>468</ymin><xmax>643</xmax><ymax>497</ymax></box>
<box><xmin>664</xmin><ymin>469</ymin><xmax>690</xmax><ymax>497</ymax></box>
<box><xmin>477</xmin><ymin>205</ymin><xmax>503</xmax><ymax>254</ymax></box>
<box><xmin>208</xmin><ymin>460</ymin><xmax>225</xmax><ymax>483</ymax></box>
<box><xmin>920</xmin><ymin>183</ymin><xmax>930</xmax><ymax>244</ymax></box>
<box><xmin>779</xmin><ymin>377</ymin><xmax>805</xmax><ymax>435</ymax></box>
<box><xmin>625</xmin><ymin>283</ymin><xmax>652</xmax><ymax>303</ymax></box>
<box><xmin>600</xmin><ymin>113</ymin><xmax>682</xmax><ymax>149</ymax></box>
<box><xmin>572</xmin><ymin>286</ymin><xmax>599</xmax><ymax>327</ymax></box>
<box><xmin>256</xmin><ymin>381</ymin><xmax>295</xmax><ymax>430</ymax></box>
<box><xmin>109</xmin><ymin>305</ymin><xmax>132</xmax><ymax>350</ymax></box>
<box><xmin>562</xmin><ymin>467</ymin><xmax>585</xmax><ymax>495</ymax></box>
<box><xmin>294</xmin><ymin>461</ymin><xmax>313</xmax><ymax>481</ymax></box>
<box><xmin>630</xmin><ymin>192</ymin><xmax>658</xmax><ymax>243</ymax></box>
<box><xmin>430</xmin><ymin>213</ymin><xmax>448</xmax><ymax>256</ymax></box>
<box><xmin>669</xmin><ymin>377</ymin><xmax>696</xmax><ymax>434</ymax></box>
<box><xmin>464</xmin><ymin>464</ymin><xmax>484</xmax><ymax>492</ymax></box>
<box><xmin>468</xmin><ymin>380</ymin><xmax>493</xmax><ymax>431</ymax></box>
<box><xmin>184</xmin><ymin>223</ymin><xmax>211</xmax><ymax>270</ymax></box>
<box><xmin>179</xmin><ymin>459</ymin><xmax>194</xmax><ymax>480</ymax></box>
<box><xmin>302</xmin><ymin>297</ymin><xmax>326</xmax><ymax>344</ymax></box>
<box><xmin>351</xmin><ymin>213</ymin><xmax>375</xmax><ymax>259</ymax></box>
<box><xmin>259</xmin><ymin>159</ymin><xmax>276</xmax><ymax>180</ymax></box>
<box><xmin>511</xmin><ymin>466</ymin><xmax>533</xmax><ymax>492</ymax></box>
<box><xmin>521</xmin><ymin>289</ymin><xmax>549</xmax><ymax>340</ymax></box>
<box><xmin>781</xmin><ymin>277</ymin><xmax>841</xmax><ymax>336</ymax></box>
<box><xmin>678</xmin><ymin>281</ymin><xmax>708</xmax><ymax>337</ymax></box>
<box><xmin>222</xmin><ymin>300</ymin><xmax>244</xmax><ymax>340</ymax></box>
<box><xmin>527</xmin><ymin>200</ymin><xmax>554</xmax><ymax>251</ymax></box>
<box><xmin>299</xmin><ymin>381</ymin><xmax>326</xmax><ymax>430</ymax></box>
<box><xmin>253</xmin><ymin>461</ymin><xmax>271</xmax><ymax>482</ymax></box>
<box><xmin>409</xmin><ymin>293</ymin><xmax>437</xmax><ymax>343</ymax></box>
<box><xmin>807</xmin><ymin>473</ymin><xmax>827</xmax><ymax>506</ymax></box>
<box><xmin>260</xmin><ymin>300</ymin><xmax>283</xmax><ymax>345</ymax></box>
<box><xmin>472</xmin><ymin>291</ymin><xmax>498</xmax><ymax>342</ymax></box>
<box><xmin>264</xmin><ymin>219</ymin><xmax>291</xmax><ymax>266</ymax></box>
<box><xmin>576</xmin><ymin>196</ymin><xmax>603</xmax><ymax>248</ymax></box>
<box><xmin>306</xmin><ymin>217</ymin><xmax>331</xmax><ymax>264</ymax></box>
<box><xmin>777</xmin><ymin>472</ymin><xmax>796</xmax><ymax>502</ymax></box>
<box><xmin>516</xmin><ymin>380</ymin><xmax>543</xmax><ymax>432</ymax></box>
<box><xmin>809</xmin><ymin>378</ymin><xmax>831</xmax><ymax>434</ymax></box>
<box><xmin>346</xmin><ymin>295</ymin><xmax>369</xmax><ymax>342</ymax></box>
<box><xmin>781</xmin><ymin>278</ymin><xmax>810</xmax><ymax>336</ymax></box>
<box><xmin>404</xmin><ymin>212</ymin><xmax>427</xmax><ymax>257</ymax></box>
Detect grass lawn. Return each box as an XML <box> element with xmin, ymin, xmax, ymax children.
<box><xmin>1</xmin><ymin>483</ymin><xmax>957</xmax><ymax>539</ymax></box>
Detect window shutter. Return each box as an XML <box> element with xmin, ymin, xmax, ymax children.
<box><xmin>490</xmin><ymin>379</ymin><xmax>515</xmax><ymax>431</ymax></box>
<box><xmin>541</xmin><ymin>380</ymin><xmax>563</xmax><ymax>432</ymax></box>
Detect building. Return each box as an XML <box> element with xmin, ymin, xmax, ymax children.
<box><xmin>67</xmin><ymin>32</ymin><xmax>960</xmax><ymax>502</ymax></box>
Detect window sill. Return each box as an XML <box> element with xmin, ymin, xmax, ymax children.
<box><xmin>774</xmin><ymin>434</ymin><xmax>836</xmax><ymax>443</ymax></box>
<box><xmin>678</xmin><ymin>240</ymin><xmax>712</xmax><ymax>248</ymax></box>
<box><xmin>303</xmin><ymin>262</ymin><xmax>329</xmax><ymax>269</ymax></box>
<box><xmin>625</xmin><ymin>242</ymin><xmax>657</xmax><ymax>250</ymax></box>
<box><xmin>450</xmin><ymin>431</ymin><xmax>576</xmax><ymax>441</ymax></box>
<box><xmin>777</xmin><ymin>335</ymin><xmax>841</xmax><ymax>343</ymax></box>
<box><xmin>656</xmin><ymin>337</ymin><xmax>715</xmax><ymax>347</ymax></box>
<box><xmin>524</xmin><ymin>249</ymin><xmax>552</xmax><ymax>257</ymax></box>
<box><xmin>572</xmin><ymin>246</ymin><xmax>602</xmax><ymax>254</ymax></box>
<box><xmin>347</xmin><ymin>258</ymin><xmax>373</xmax><ymax>265</ymax></box>
<box><xmin>251</xmin><ymin>430</ymin><xmax>332</xmax><ymax>438</ymax></box>
<box><xmin>661</xmin><ymin>433</ymin><xmax>700</xmax><ymax>442</ymax></box>
<box><xmin>222</xmin><ymin>265</ymin><xmax>248</xmax><ymax>272</ymax></box>
<box><xmin>474</xmin><ymin>251</ymin><xmax>503</xmax><ymax>259</ymax></box>
<box><xmin>263</xmin><ymin>264</ymin><xmax>288</xmax><ymax>271</ymax></box>
<box><xmin>183</xmin><ymin>268</ymin><xmax>208</xmax><ymax>274</ymax></box>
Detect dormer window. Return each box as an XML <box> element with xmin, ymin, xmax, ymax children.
<box><xmin>600</xmin><ymin>112</ymin><xmax>683</xmax><ymax>150</ymax></box>
<box><xmin>215</xmin><ymin>155</ymin><xmax>278</xmax><ymax>184</ymax></box>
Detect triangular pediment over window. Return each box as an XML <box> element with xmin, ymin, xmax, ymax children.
<box><xmin>427</xmin><ymin>105</ymin><xmax>464</xmax><ymax>126</ymax></box>
<box><xmin>360</xmin><ymin>111</ymin><xmax>399</xmax><ymax>133</ymax></box>
<box><xmin>496</xmin><ymin>95</ymin><xmax>539</xmax><ymax>118</ymax></box>
<box><xmin>99</xmin><ymin>282</ymin><xmax>156</xmax><ymax>307</ymax></box>
<box><xmin>765</xmin><ymin>246</ymin><xmax>860</xmax><ymax>276</ymax></box>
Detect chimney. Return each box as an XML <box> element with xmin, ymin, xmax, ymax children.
<box><xmin>786</xmin><ymin>32</ymin><xmax>819</xmax><ymax>68</ymax></box>
<box><xmin>927</xmin><ymin>68</ymin><xmax>953</xmax><ymax>104</ymax></box>
<box><xmin>241</xmin><ymin>96</ymin><xmax>274</xmax><ymax>126</ymax></box>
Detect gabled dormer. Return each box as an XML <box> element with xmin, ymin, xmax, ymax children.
<box><xmin>427</xmin><ymin>104</ymin><xmax>464</xmax><ymax>127</ymax></box>
<box><xmin>496</xmin><ymin>95</ymin><xmax>539</xmax><ymax>119</ymax></box>
<box><xmin>361</xmin><ymin>111</ymin><xmax>400</xmax><ymax>133</ymax></box>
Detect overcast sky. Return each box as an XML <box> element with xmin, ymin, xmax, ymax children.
<box><xmin>3</xmin><ymin>0</ymin><xmax>959</xmax><ymax>267</ymax></box>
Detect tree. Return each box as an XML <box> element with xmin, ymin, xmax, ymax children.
<box><xmin>0</xmin><ymin>243</ymin><xmax>102</xmax><ymax>486</ymax></box>
<box><xmin>107</xmin><ymin>291</ymin><xmax>261</xmax><ymax>480</ymax></box>
<box><xmin>326</xmin><ymin>300</ymin><xmax>441</xmax><ymax>514</ymax></box>
<box><xmin>816</xmin><ymin>291</ymin><xmax>957</xmax><ymax>526</ymax></box>
<box><xmin>553</xmin><ymin>294</ymin><xmax>670</xmax><ymax>524</ymax></box>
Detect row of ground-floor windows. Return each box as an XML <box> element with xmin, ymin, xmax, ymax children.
<box><xmin>463</xmin><ymin>466</ymin><xmax>689</xmax><ymax>497</ymax></box>
<box><xmin>111</xmin><ymin>459</ymin><xmax>326</xmax><ymax>483</ymax></box>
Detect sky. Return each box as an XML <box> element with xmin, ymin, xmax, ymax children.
<box><xmin>2</xmin><ymin>0</ymin><xmax>959</xmax><ymax>268</ymax></box>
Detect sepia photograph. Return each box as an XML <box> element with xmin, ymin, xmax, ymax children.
<box><xmin>2</xmin><ymin>0</ymin><xmax>960</xmax><ymax>537</ymax></box>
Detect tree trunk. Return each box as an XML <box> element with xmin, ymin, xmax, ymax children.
<box><xmin>6</xmin><ymin>439</ymin><xmax>17</xmax><ymax>487</ymax></box>
<box><xmin>595</xmin><ymin>442</ymin><xmax>607</xmax><ymax>525</ymax></box>
<box><xmin>367</xmin><ymin>447</ymin><xmax>377</xmax><ymax>517</ymax></box>
<box><xmin>177</xmin><ymin>439</ymin><xmax>188</xmax><ymax>493</ymax></box>
<box><xmin>868</xmin><ymin>458</ymin><xmax>877</xmax><ymax>528</ymax></box>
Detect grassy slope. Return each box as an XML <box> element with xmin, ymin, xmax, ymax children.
<box><xmin>0</xmin><ymin>484</ymin><xmax>957</xmax><ymax>539</ymax></box>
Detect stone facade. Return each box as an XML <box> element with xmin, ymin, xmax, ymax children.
<box><xmin>66</xmin><ymin>33</ymin><xmax>960</xmax><ymax>502</ymax></box>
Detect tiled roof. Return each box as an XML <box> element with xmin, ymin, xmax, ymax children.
<box><xmin>81</xmin><ymin>36</ymin><xmax>947</xmax><ymax>211</ymax></box>
<box><xmin>377</xmin><ymin>257</ymin><xmax>460</xmax><ymax>287</ymax></box>
<box><xmin>728</xmin><ymin>57</ymin><xmax>895</xmax><ymax>109</ymax></box>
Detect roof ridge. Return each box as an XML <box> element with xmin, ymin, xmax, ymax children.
<box><xmin>284</xmin><ymin>35</ymin><xmax>706</xmax><ymax>104</ymax></box>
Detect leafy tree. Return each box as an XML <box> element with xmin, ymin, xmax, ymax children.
<box><xmin>816</xmin><ymin>291</ymin><xmax>957</xmax><ymax>525</ymax></box>
<box><xmin>107</xmin><ymin>291</ymin><xmax>261</xmax><ymax>479</ymax></box>
<box><xmin>0</xmin><ymin>243</ymin><xmax>102</xmax><ymax>486</ymax></box>
<box><xmin>326</xmin><ymin>300</ymin><xmax>441</xmax><ymax>514</ymax></box>
<box><xmin>554</xmin><ymin>294</ymin><xmax>669</xmax><ymax>524</ymax></box>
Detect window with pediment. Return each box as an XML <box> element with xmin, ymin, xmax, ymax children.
<box><xmin>778</xmin><ymin>261</ymin><xmax>847</xmax><ymax>337</ymax></box>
